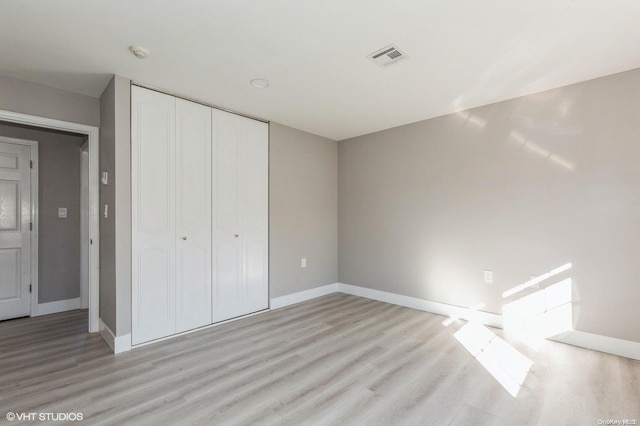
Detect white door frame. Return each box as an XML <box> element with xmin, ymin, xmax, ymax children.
<box><xmin>0</xmin><ymin>109</ymin><xmax>100</xmax><ymax>333</ymax></box>
<box><xmin>80</xmin><ymin>147</ymin><xmax>89</xmax><ymax>309</ymax></box>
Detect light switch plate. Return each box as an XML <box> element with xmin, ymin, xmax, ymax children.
<box><xmin>58</xmin><ymin>208</ymin><xmax>67</xmax><ymax>218</ymax></box>
<box><xmin>301</xmin><ymin>258</ymin><xmax>307</xmax><ymax>268</ymax></box>
<box><xmin>483</xmin><ymin>270</ymin><xmax>493</xmax><ymax>283</ymax></box>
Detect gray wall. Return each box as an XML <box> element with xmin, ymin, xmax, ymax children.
<box><xmin>0</xmin><ymin>75</ymin><xmax>99</xmax><ymax>127</ymax></box>
<box><xmin>270</xmin><ymin>123</ymin><xmax>338</xmax><ymax>298</ymax></box>
<box><xmin>338</xmin><ymin>68</ymin><xmax>640</xmax><ymax>343</ymax></box>
<box><xmin>99</xmin><ymin>78</ymin><xmax>116</xmax><ymax>332</ymax></box>
<box><xmin>0</xmin><ymin>123</ymin><xmax>84</xmax><ymax>304</ymax></box>
<box><xmin>99</xmin><ymin>75</ymin><xmax>131</xmax><ymax>336</ymax></box>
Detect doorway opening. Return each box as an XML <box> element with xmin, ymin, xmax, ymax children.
<box><xmin>0</xmin><ymin>110</ymin><xmax>99</xmax><ymax>333</ymax></box>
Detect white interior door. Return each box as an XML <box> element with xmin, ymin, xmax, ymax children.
<box><xmin>131</xmin><ymin>87</ymin><xmax>176</xmax><ymax>344</ymax></box>
<box><xmin>0</xmin><ymin>141</ymin><xmax>32</xmax><ymax>321</ymax></box>
<box><xmin>175</xmin><ymin>99</ymin><xmax>212</xmax><ymax>333</ymax></box>
<box><xmin>212</xmin><ymin>110</ymin><xmax>268</xmax><ymax>322</ymax></box>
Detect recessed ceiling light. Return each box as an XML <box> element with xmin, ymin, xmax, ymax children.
<box><xmin>250</xmin><ymin>78</ymin><xmax>269</xmax><ymax>89</ymax></box>
<box><xmin>129</xmin><ymin>46</ymin><xmax>150</xmax><ymax>59</ymax></box>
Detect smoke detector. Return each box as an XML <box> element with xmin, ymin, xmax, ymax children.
<box><xmin>367</xmin><ymin>44</ymin><xmax>408</xmax><ymax>67</ymax></box>
<box><xmin>129</xmin><ymin>46</ymin><xmax>150</xmax><ymax>59</ymax></box>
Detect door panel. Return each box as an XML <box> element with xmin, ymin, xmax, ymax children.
<box><xmin>0</xmin><ymin>141</ymin><xmax>31</xmax><ymax>321</ymax></box>
<box><xmin>0</xmin><ymin>249</ymin><xmax>19</xmax><ymax>299</ymax></box>
<box><xmin>243</xmin><ymin>120</ymin><xmax>269</xmax><ymax>313</ymax></box>
<box><xmin>132</xmin><ymin>87</ymin><xmax>176</xmax><ymax>345</ymax></box>
<box><xmin>0</xmin><ymin>181</ymin><xmax>19</xmax><ymax>231</ymax></box>
<box><xmin>175</xmin><ymin>99</ymin><xmax>212</xmax><ymax>333</ymax></box>
<box><xmin>213</xmin><ymin>118</ymin><xmax>240</xmax><ymax>234</ymax></box>
<box><xmin>137</xmin><ymin>247</ymin><xmax>172</xmax><ymax>329</ymax></box>
<box><xmin>212</xmin><ymin>110</ymin><xmax>244</xmax><ymax>322</ymax></box>
<box><xmin>212</xmin><ymin>110</ymin><xmax>268</xmax><ymax>322</ymax></box>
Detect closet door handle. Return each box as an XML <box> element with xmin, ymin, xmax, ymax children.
<box><xmin>234</xmin><ymin>234</ymin><xmax>239</xmax><ymax>238</ymax></box>
<box><xmin>181</xmin><ymin>236</ymin><xmax>187</xmax><ymax>240</ymax></box>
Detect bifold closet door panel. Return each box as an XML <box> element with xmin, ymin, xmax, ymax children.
<box><xmin>175</xmin><ymin>99</ymin><xmax>212</xmax><ymax>333</ymax></box>
<box><xmin>132</xmin><ymin>86</ymin><xmax>177</xmax><ymax>345</ymax></box>
<box><xmin>212</xmin><ymin>109</ymin><xmax>243</xmax><ymax>322</ymax></box>
<box><xmin>242</xmin><ymin>119</ymin><xmax>269</xmax><ymax>315</ymax></box>
<box><xmin>212</xmin><ymin>109</ymin><xmax>268</xmax><ymax>323</ymax></box>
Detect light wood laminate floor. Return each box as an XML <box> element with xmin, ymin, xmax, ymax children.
<box><xmin>1</xmin><ymin>294</ymin><xmax>639</xmax><ymax>425</ymax></box>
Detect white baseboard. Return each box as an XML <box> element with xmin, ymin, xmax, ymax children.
<box><xmin>270</xmin><ymin>282</ymin><xmax>640</xmax><ymax>361</ymax></box>
<box><xmin>35</xmin><ymin>298</ymin><xmax>81</xmax><ymax>316</ymax></box>
<box><xmin>337</xmin><ymin>283</ymin><xmax>503</xmax><ymax>328</ymax></box>
<box><xmin>270</xmin><ymin>283</ymin><xmax>339</xmax><ymax>309</ymax></box>
<box><xmin>551</xmin><ymin>330</ymin><xmax>640</xmax><ymax>361</ymax></box>
<box><xmin>99</xmin><ymin>319</ymin><xmax>132</xmax><ymax>355</ymax></box>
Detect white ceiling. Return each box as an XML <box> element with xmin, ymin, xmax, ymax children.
<box><xmin>1</xmin><ymin>1</ymin><xmax>640</xmax><ymax>140</ymax></box>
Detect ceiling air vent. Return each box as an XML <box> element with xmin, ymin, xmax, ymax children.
<box><xmin>367</xmin><ymin>44</ymin><xmax>408</xmax><ymax>67</ymax></box>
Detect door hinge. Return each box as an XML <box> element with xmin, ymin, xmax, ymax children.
<box><xmin>29</xmin><ymin>284</ymin><xmax>32</xmax><ymax>293</ymax></box>
<box><xmin>30</xmin><ymin>222</ymin><xmax>32</xmax><ymax>231</ymax></box>
<box><xmin>90</xmin><ymin>239</ymin><xmax>93</xmax><ymax>245</ymax></box>
<box><xmin>30</xmin><ymin>160</ymin><xmax>33</xmax><ymax>169</ymax></box>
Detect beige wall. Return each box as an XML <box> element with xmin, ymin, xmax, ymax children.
<box><xmin>0</xmin><ymin>75</ymin><xmax>99</xmax><ymax>127</ymax></box>
<box><xmin>270</xmin><ymin>123</ymin><xmax>338</xmax><ymax>298</ymax></box>
<box><xmin>0</xmin><ymin>123</ymin><xmax>84</xmax><ymax>304</ymax></box>
<box><xmin>99</xmin><ymin>75</ymin><xmax>131</xmax><ymax>336</ymax></box>
<box><xmin>339</xmin><ymin>68</ymin><xmax>640</xmax><ymax>343</ymax></box>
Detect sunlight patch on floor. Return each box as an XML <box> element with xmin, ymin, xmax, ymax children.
<box><xmin>454</xmin><ymin>322</ymin><xmax>532</xmax><ymax>397</ymax></box>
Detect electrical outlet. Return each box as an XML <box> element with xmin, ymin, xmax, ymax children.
<box><xmin>301</xmin><ymin>258</ymin><xmax>307</xmax><ymax>268</ymax></box>
<box><xmin>58</xmin><ymin>207</ymin><xmax>67</xmax><ymax>218</ymax></box>
<box><xmin>484</xmin><ymin>270</ymin><xmax>493</xmax><ymax>283</ymax></box>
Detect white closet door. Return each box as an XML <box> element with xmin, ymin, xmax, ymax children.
<box><xmin>175</xmin><ymin>99</ymin><xmax>212</xmax><ymax>333</ymax></box>
<box><xmin>242</xmin><ymin>119</ymin><xmax>269</xmax><ymax>314</ymax></box>
<box><xmin>212</xmin><ymin>109</ymin><xmax>268</xmax><ymax>322</ymax></box>
<box><xmin>132</xmin><ymin>87</ymin><xmax>176</xmax><ymax>345</ymax></box>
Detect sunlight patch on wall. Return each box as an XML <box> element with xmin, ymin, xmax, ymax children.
<box><xmin>502</xmin><ymin>262</ymin><xmax>572</xmax><ymax>298</ymax></box>
<box><xmin>507</xmin><ymin>131</ymin><xmax>575</xmax><ymax>171</ymax></box>
<box><xmin>455</xmin><ymin>110</ymin><xmax>487</xmax><ymax>129</ymax></box>
<box><xmin>503</xmin><ymin>278</ymin><xmax>573</xmax><ymax>350</ymax></box>
<box><xmin>454</xmin><ymin>322</ymin><xmax>532</xmax><ymax>397</ymax></box>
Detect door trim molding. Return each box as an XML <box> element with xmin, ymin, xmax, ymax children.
<box><xmin>80</xmin><ymin>149</ymin><xmax>89</xmax><ymax>309</ymax></box>
<box><xmin>0</xmin><ymin>136</ymin><xmax>38</xmax><ymax>319</ymax></box>
<box><xmin>0</xmin><ymin>109</ymin><xmax>100</xmax><ymax>333</ymax></box>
